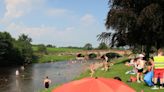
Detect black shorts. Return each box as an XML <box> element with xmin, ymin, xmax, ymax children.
<box><xmin>137</xmin><ymin>68</ymin><xmax>143</xmax><ymax>73</ymax></box>
<box><xmin>45</xmin><ymin>82</ymin><xmax>49</xmax><ymax>88</ymax></box>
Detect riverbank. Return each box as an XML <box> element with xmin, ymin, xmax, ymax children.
<box><xmin>32</xmin><ymin>47</ymin><xmax>82</xmax><ymax>63</ymax></box>
<box><xmin>43</xmin><ymin>57</ymin><xmax>164</xmax><ymax>92</ymax></box>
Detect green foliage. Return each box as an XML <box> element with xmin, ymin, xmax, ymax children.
<box><xmin>0</xmin><ymin>32</ymin><xmax>17</xmax><ymax>65</ymax></box>
<box><xmin>46</xmin><ymin>44</ymin><xmax>56</xmax><ymax>48</ymax></box>
<box><xmin>98</xmin><ymin>42</ymin><xmax>108</xmax><ymax>50</ymax></box>
<box><xmin>97</xmin><ymin>32</ymin><xmax>111</xmax><ymax>46</ymax></box>
<box><xmin>88</xmin><ymin>53</ymin><xmax>97</xmax><ymax>59</ymax></box>
<box><xmin>105</xmin><ymin>0</ymin><xmax>164</xmax><ymax>58</ymax></box>
<box><xmin>105</xmin><ymin>52</ymin><xmax>121</xmax><ymax>60</ymax></box>
<box><xmin>16</xmin><ymin>34</ymin><xmax>33</xmax><ymax>63</ymax></box>
<box><xmin>0</xmin><ymin>32</ymin><xmax>33</xmax><ymax>66</ymax></box>
<box><xmin>83</xmin><ymin>43</ymin><xmax>93</xmax><ymax>50</ymax></box>
<box><xmin>38</xmin><ymin>44</ymin><xmax>47</xmax><ymax>54</ymax></box>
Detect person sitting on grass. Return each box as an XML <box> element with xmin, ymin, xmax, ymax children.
<box><xmin>151</xmin><ymin>49</ymin><xmax>164</xmax><ymax>89</ymax></box>
<box><xmin>125</xmin><ymin>58</ymin><xmax>138</xmax><ymax>75</ymax></box>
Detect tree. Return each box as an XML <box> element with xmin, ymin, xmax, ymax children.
<box><xmin>0</xmin><ymin>32</ymin><xmax>14</xmax><ymax>65</ymax></box>
<box><xmin>0</xmin><ymin>32</ymin><xmax>25</xmax><ymax>66</ymax></box>
<box><xmin>97</xmin><ymin>32</ymin><xmax>111</xmax><ymax>46</ymax></box>
<box><xmin>83</xmin><ymin>43</ymin><xmax>93</xmax><ymax>50</ymax></box>
<box><xmin>105</xmin><ymin>0</ymin><xmax>164</xmax><ymax>58</ymax></box>
<box><xmin>38</xmin><ymin>44</ymin><xmax>47</xmax><ymax>54</ymax></box>
<box><xmin>16</xmin><ymin>34</ymin><xmax>33</xmax><ymax>64</ymax></box>
<box><xmin>0</xmin><ymin>32</ymin><xmax>33</xmax><ymax>66</ymax></box>
<box><xmin>98</xmin><ymin>42</ymin><xmax>108</xmax><ymax>50</ymax></box>
<box><xmin>47</xmin><ymin>44</ymin><xmax>53</xmax><ymax>47</ymax></box>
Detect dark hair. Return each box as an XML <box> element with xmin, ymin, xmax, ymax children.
<box><xmin>101</xmin><ymin>55</ymin><xmax>105</xmax><ymax>59</ymax></box>
<box><xmin>133</xmin><ymin>58</ymin><xmax>138</xmax><ymax>62</ymax></box>
<box><xmin>146</xmin><ymin>61</ymin><xmax>152</xmax><ymax>66</ymax></box>
<box><xmin>114</xmin><ymin>76</ymin><xmax>122</xmax><ymax>81</ymax></box>
<box><xmin>46</xmin><ymin>76</ymin><xmax>48</xmax><ymax>78</ymax></box>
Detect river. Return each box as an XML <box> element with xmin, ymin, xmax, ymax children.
<box><xmin>0</xmin><ymin>61</ymin><xmax>91</xmax><ymax>92</ymax></box>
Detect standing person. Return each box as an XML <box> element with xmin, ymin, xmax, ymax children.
<box><xmin>44</xmin><ymin>76</ymin><xmax>51</xmax><ymax>89</ymax></box>
<box><xmin>16</xmin><ymin>69</ymin><xmax>19</xmax><ymax>76</ymax></box>
<box><xmin>90</xmin><ymin>63</ymin><xmax>95</xmax><ymax>77</ymax></box>
<box><xmin>152</xmin><ymin>49</ymin><xmax>164</xmax><ymax>89</ymax></box>
<box><xmin>103</xmin><ymin>55</ymin><xmax>109</xmax><ymax>71</ymax></box>
<box><xmin>135</xmin><ymin>54</ymin><xmax>146</xmax><ymax>83</ymax></box>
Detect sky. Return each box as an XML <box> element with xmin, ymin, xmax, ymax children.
<box><xmin>0</xmin><ymin>0</ymin><xmax>109</xmax><ymax>47</ymax></box>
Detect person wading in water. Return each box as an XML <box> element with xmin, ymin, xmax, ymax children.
<box><xmin>44</xmin><ymin>76</ymin><xmax>51</xmax><ymax>89</ymax></box>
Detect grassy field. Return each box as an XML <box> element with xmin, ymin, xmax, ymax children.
<box><xmin>32</xmin><ymin>46</ymin><xmax>82</xmax><ymax>63</ymax></box>
<box><xmin>32</xmin><ymin>46</ymin><xmax>82</xmax><ymax>53</ymax></box>
<box><xmin>42</xmin><ymin>57</ymin><xmax>163</xmax><ymax>92</ymax></box>
<box><xmin>36</xmin><ymin>55</ymin><xmax>76</xmax><ymax>63</ymax></box>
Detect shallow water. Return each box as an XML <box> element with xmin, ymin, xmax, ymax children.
<box><xmin>0</xmin><ymin>61</ymin><xmax>90</xmax><ymax>92</ymax></box>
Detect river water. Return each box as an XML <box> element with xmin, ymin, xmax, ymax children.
<box><xmin>0</xmin><ymin>61</ymin><xmax>91</xmax><ymax>92</ymax></box>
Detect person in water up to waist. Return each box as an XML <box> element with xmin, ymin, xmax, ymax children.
<box><xmin>44</xmin><ymin>76</ymin><xmax>51</xmax><ymax>89</ymax></box>
<box><xmin>152</xmin><ymin>49</ymin><xmax>164</xmax><ymax>90</ymax></box>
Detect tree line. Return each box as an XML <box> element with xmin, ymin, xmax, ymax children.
<box><xmin>0</xmin><ymin>32</ymin><xmax>33</xmax><ymax>66</ymax></box>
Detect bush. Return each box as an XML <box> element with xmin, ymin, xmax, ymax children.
<box><xmin>88</xmin><ymin>53</ymin><xmax>97</xmax><ymax>59</ymax></box>
<box><xmin>37</xmin><ymin>44</ymin><xmax>47</xmax><ymax>54</ymax></box>
<box><xmin>97</xmin><ymin>42</ymin><xmax>108</xmax><ymax>50</ymax></box>
<box><xmin>106</xmin><ymin>52</ymin><xmax>121</xmax><ymax>60</ymax></box>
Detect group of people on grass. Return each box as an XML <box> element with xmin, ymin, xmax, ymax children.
<box><xmin>126</xmin><ymin>49</ymin><xmax>164</xmax><ymax>90</ymax></box>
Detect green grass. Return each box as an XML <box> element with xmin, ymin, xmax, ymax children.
<box><xmin>32</xmin><ymin>46</ymin><xmax>82</xmax><ymax>53</ymax></box>
<box><xmin>75</xmin><ymin>57</ymin><xmax>163</xmax><ymax>92</ymax></box>
<box><xmin>46</xmin><ymin>47</ymin><xmax>82</xmax><ymax>53</ymax></box>
<box><xmin>44</xmin><ymin>57</ymin><xmax>163</xmax><ymax>92</ymax></box>
<box><xmin>32</xmin><ymin>47</ymin><xmax>82</xmax><ymax>63</ymax></box>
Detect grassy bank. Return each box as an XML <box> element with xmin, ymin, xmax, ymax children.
<box><xmin>35</xmin><ymin>54</ymin><xmax>76</xmax><ymax>63</ymax></box>
<box><xmin>42</xmin><ymin>57</ymin><xmax>163</xmax><ymax>92</ymax></box>
<box><xmin>32</xmin><ymin>47</ymin><xmax>82</xmax><ymax>63</ymax></box>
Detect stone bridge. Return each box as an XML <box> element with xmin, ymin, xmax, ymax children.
<box><xmin>77</xmin><ymin>50</ymin><xmax>131</xmax><ymax>57</ymax></box>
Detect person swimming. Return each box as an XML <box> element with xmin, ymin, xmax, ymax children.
<box><xmin>43</xmin><ymin>76</ymin><xmax>51</xmax><ymax>89</ymax></box>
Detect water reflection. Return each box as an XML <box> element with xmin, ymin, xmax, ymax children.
<box><xmin>0</xmin><ymin>61</ymin><xmax>91</xmax><ymax>92</ymax></box>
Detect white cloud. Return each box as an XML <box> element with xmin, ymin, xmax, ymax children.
<box><xmin>47</xmin><ymin>8</ymin><xmax>71</xmax><ymax>17</ymax></box>
<box><xmin>6</xmin><ymin>22</ymin><xmax>76</xmax><ymax>44</ymax></box>
<box><xmin>4</xmin><ymin>0</ymin><xmax>31</xmax><ymax>18</ymax></box>
<box><xmin>80</xmin><ymin>14</ymin><xmax>96</xmax><ymax>26</ymax></box>
<box><xmin>3</xmin><ymin>0</ymin><xmax>44</xmax><ymax>20</ymax></box>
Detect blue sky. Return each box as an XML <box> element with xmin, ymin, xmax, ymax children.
<box><xmin>0</xmin><ymin>0</ymin><xmax>109</xmax><ymax>47</ymax></box>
